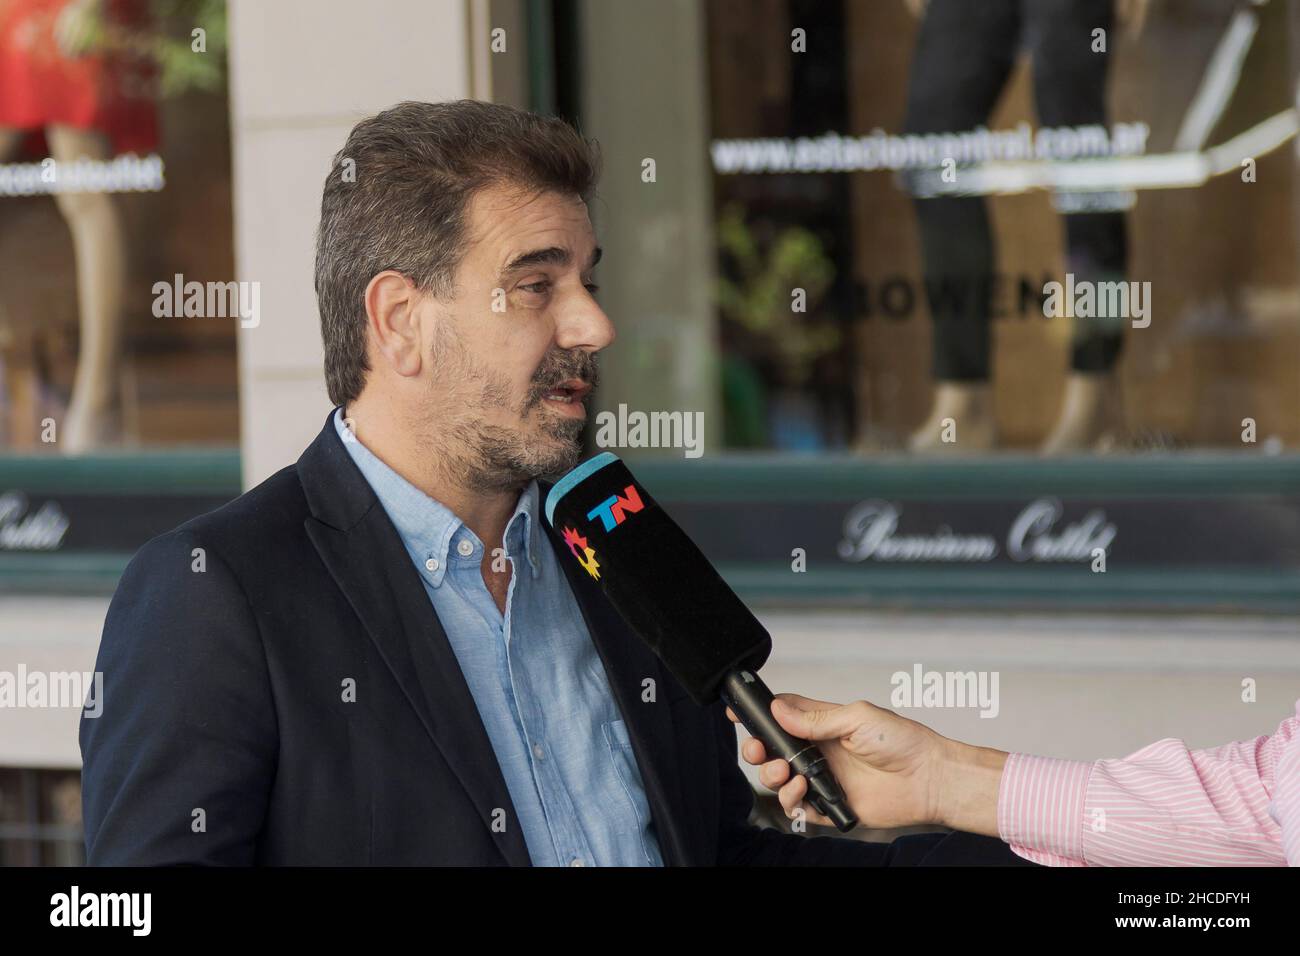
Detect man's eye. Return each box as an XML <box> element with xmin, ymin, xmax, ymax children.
<box><xmin>518</xmin><ymin>279</ymin><xmax>597</xmax><ymax>295</ymax></box>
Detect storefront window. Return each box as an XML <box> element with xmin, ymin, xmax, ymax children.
<box><xmin>0</xmin><ymin>0</ymin><xmax>236</xmax><ymax>454</ymax></box>
<box><xmin>692</xmin><ymin>0</ymin><xmax>1299</xmax><ymax>453</ymax></box>
<box><xmin>565</xmin><ymin>0</ymin><xmax>1299</xmax><ymax>612</ymax></box>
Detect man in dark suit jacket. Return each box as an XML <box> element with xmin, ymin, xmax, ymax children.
<box><xmin>80</xmin><ymin>99</ymin><xmax>1028</xmax><ymax>866</ymax></box>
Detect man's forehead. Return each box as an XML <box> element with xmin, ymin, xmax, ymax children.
<box><xmin>469</xmin><ymin>186</ymin><xmax>594</xmax><ymax>254</ymax></box>
<box><xmin>463</xmin><ymin>188</ymin><xmax>599</xmax><ymax>280</ymax></box>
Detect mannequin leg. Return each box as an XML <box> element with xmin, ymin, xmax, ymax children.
<box><xmin>1028</xmin><ymin>0</ymin><xmax>1128</xmax><ymax>453</ymax></box>
<box><xmin>1039</xmin><ymin>371</ymin><xmax>1122</xmax><ymax>455</ymax></box>
<box><xmin>907</xmin><ymin>380</ymin><xmax>997</xmax><ymax>453</ymax></box>
<box><xmin>899</xmin><ymin>0</ymin><xmax>1020</xmax><ymax>453</ymax></box>
<box><xmin>46</xmin><ymin>124</ymin><xmax>127</xmax><ymax>454</ymax></box>
<box><xmin>0</xmin><ymin>126</ymin><xmax>33</xmax><ymax>448</ymax></box>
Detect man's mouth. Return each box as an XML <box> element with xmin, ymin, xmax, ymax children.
<box><xmin>539</xmin><ymin>379</ymin><xmax>592</xmax><ymax>421</ymax></box>
<box><xmin>542</xmin><ymin>380</ymin><xmax>593</xmax><ymax>405</ymax></box>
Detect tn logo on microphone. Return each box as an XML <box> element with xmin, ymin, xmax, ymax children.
<box><xmin>586</xmin><ymin>485</ymin><xmax>644</xmax><ymax>532</ymax></box>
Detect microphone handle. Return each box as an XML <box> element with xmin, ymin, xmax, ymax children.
<box><xmin>720</xmin><ymin>670</ymin><xmax>859</xmax><ymax>833</ymax></box>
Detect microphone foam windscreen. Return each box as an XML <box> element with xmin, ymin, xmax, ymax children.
<box><xmin>545</xmin><ymin>453</ymin><xmax>771</xmax><ymax>705</ymax></box>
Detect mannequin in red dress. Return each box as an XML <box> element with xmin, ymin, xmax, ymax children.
<box><xmin>0</xmin><ymin>0</ymin><xmax>157</xmax><ymax>452</ymax></box>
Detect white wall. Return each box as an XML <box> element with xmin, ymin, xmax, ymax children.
<box><xmin>0</xmin><ymin>597</ymin><xmax>109</xmax><ymax>768</ymax></box>
<box><xmin>227</xmin><ymin>0</ymin><xmax>476</xmax><ymax>488</ymax></box>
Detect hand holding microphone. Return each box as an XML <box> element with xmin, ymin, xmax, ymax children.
<box><xmin>728</xmin><ymin>693</ymin><xmax>1005</xmax><ymax>836</ymax></box>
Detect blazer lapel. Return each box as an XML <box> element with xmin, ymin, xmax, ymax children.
<box><xmin>297</xmin><ymin>410</ymin><xmax>531</xmax><ymax>866</ymax></box>
<box><xmin>541</xmin><ymin>513</ymin><xmax>695</xmax><ymax>866</ymax></box>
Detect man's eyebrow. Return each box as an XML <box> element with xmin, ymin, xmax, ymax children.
<box><xmin>497</xmin><ymin>245</ymin><xmax>603</xmax><ymax>283</ymax></box>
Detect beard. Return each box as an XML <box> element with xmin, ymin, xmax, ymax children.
<box><xmin>423</xmin><ymin>323</ymin><xmax>599</xmax><ymax>493</ymax></box>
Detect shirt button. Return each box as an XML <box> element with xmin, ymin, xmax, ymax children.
<box><xmin>424</xmin><ymin>558</ymin><xmax>439</xmax><ymax>572</ymax></box>
<box><xmin>569</xmin><ymin>858</ymin><xmax>585</xmax><ymax>867</ymax></box>
<box><xmin>457</xmin><ymin>539</ymin><xmax>474</xmax><ymax>557</ymax></box>
<box><xmin>532</xmin><ymin>743</ymin><xmax>545</xmax><ymax>760</ymax></box>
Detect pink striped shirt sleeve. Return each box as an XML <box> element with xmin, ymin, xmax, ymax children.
<box><xmin>996</xmin><ymin>700</ymin><xmax>1300</xmax><ymax>866</ymax></box>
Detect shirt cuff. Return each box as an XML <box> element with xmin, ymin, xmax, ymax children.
<box><xmin>1273</xmin><ymin>742</ymin><xmax>1300</xmax><ymax>866</ymax></box>
<box><xmin>997</xmin><ymin>753</ymin><xmax>1094</xmax><ymax>864</ymax></box>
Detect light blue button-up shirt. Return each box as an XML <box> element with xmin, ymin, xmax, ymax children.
<box><xmin>334</xmin><ymin>409</ymin><xmax>663</xmax><ymax>867</ymax></box>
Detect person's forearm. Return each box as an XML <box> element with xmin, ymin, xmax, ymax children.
<box><xmin>934</xmin><ymin>739</ymin><xmax>1007</xmax><ymax>837</ymax></box>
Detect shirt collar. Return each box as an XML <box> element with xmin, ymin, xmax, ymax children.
<box><xmin>333</xmin><ymin>407</ymin><xmax>541</xmax><ymax>584</ymax></box>
<box><xmin>509</xmin><ymin>482</ymin><xmax>543</xmax><ymax>581</ymax></box>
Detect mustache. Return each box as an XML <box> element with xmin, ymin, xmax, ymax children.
<box><xmin>525</xmin><ymin>349</ymin><xmax>600</xmax><ymax>406</ymax></box>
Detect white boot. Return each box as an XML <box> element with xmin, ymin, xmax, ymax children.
<box><xmin>908</xmin><ymin>381</ymin><xmax>997</xmax><ymax>453</ymax></box>
<box><xmin>1040</xmin><ymin>372</ymin><xmax>1121</xmax><ymax>455</ymax></box>
<box><xmin>62</xmin><ymin>393</ymin><xmax>122</xmax><ymax>454</ymax></box>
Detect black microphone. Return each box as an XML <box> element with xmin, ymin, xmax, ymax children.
<box><xmin>544</xmin><ymin>452</ymin><xmax>858</xmax><ymax>832</ymax></box>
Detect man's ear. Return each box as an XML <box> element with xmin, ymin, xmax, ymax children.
<box><xmin>363</xmin><ymin>270</ymin><xmax>424</xmax><ymax>379</ymax></box>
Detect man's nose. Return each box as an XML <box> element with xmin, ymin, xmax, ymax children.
<box><xmin>556</xmin><ymin>290</ymin><xmax>616</xmax><ymax>354</ymax></box>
